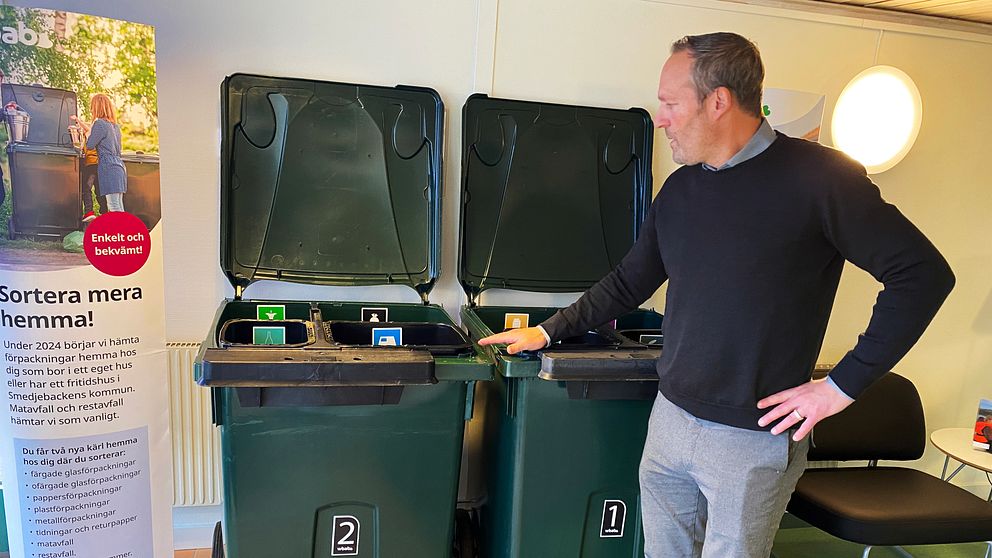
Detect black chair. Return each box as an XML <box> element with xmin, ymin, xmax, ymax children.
<box><xmin>786</xmin><ymin>372</ymin><xmax>992</xmax><ymax>558</ymax></box>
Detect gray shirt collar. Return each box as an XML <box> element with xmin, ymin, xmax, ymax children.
<box><xmin>702</xmin><ymin>119</ymin><xmax>777</xmax><ymax>172</ymax></box>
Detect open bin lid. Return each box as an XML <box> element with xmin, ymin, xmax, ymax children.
<box><xmin>220</xmin><ymin>74</ymin><xmax>444</xmax><ymax>299</ymax></box>
<box><xmin>458</xmin><ymin>94</ymin><xmax>653</xmax><ymax>300</ymax></box>
<box><xmin>1</xmin><ymin>83</ymin><xmax>77</xmax><ymax>147</ymax></box>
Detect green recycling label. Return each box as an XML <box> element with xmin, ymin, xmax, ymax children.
<box><xmin>253</xmin><ymin>326</ymin><xmax>286</xmax><ymax>345</ymax></box>
<box><xmin>257</xmin><ymin>304</ymin><xmax>286</xmax><ymax>320</ymax></box>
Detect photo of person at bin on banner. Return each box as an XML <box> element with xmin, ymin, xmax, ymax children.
<box><xmin>71</xmin><ymin>93</ymin><xmax>126</xmax><ymax>214</ymax></box>
<box><xmin>479</xmin><ymin>32</ymin><xmax>954</xmax><ymax>558</ymax></box>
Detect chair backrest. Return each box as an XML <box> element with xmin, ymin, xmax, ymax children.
<box><xmin>808</xmin><ymin>372</ymin><xmax>926</xmax><ymax>462</ymax></box>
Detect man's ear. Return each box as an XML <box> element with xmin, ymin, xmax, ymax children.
<box><xmin>709</xmin><ymin>86</ymin><xmax>734</xmax><ymax>118</ymax></box>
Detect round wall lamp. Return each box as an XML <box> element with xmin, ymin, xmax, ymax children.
<box><xmin>831</xmin><ymin>65</ymin><xmax>922</xmax><ymax>174</ymax></box>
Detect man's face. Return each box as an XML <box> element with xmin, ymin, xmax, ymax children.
<box><xmin>653</xmin><ymin>51</ymin><xmax>712</xmax><ymax>165</ymax></box>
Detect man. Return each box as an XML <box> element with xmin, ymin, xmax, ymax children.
<box><xmin>479</xmin><ymin>32</ymin><xmax>954</xmax><ymax>558</ymax></box>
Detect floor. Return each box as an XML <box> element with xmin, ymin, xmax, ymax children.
<box><xmin>769</xmin><ymin>515</ymin><xmax>990</xmax><ymax>557</ymax></box>
<box><xmin>3</xmin><ymin>521</ymin><xmax>987</xmax><ymax>558</ymax></box>
<box><xmin>174</xmin><ymin>537</ymin><xmax>990</xmax><ymax>558</ymax></box>
<box><xmin>772</xmin><ymin>529</ymin><xmax>990</xmax><ymax>557</ymax></box>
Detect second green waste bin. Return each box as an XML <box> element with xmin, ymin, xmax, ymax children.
<box><xmin>196</xmin><ymin>74</ymin><xmax>492</xmax><ymax>558</ymax></box>
<box><xmin>458</xmin><ymin>94</ymin><xmax>662</xmax><ymax>557</ymax></box>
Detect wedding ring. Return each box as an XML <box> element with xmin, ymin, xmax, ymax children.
<box><xmin>791</xmin><ymin>409</ymin><xmax>805</xmax><ymax>421</ymax></box>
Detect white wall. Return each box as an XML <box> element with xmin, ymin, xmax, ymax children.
<box><xmin>12</xmin><ymin>0</ymin><xmax>992</xmax><ymax>490</ymax></box>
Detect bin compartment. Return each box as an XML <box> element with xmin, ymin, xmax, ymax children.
<box><xmin>325</xmin><ymin>321</ymin><xmax>473</xmax><ymax>356</ymax></box>
<box><xmin>552</xmin><ymin>330</ymin><xmax>622</xmax><ymax>348</ymax></box>
<box><xmin>218</xmin><ymin>319</ymin><xmax>314</xmax><ymax>347</ymax></box>
<box><xmin>468</xmin><ymin>305</ymin><xmax>625</xmax><ymax>351</ymax></box>
<box><xmin>616</xmin><ymin>308</ymin><xmax>664</xmax><ymax>346</ymax></box>
<box><xmin>616</xmin><ymin>308</ymin><xmax>663</xmax><ymax>330</ymax></box>
<box><xmin>319</xmin><ymin>301</ymin><xmax>480</xmax><ymax>357</ymax></box>
<box><xmin>618</xmin><ymin>328</ymin><xmax>664</xmax><ymax>346</ymax></box>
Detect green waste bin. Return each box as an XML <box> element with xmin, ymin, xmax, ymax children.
<box><xmin>196</xmin><ymin>74</ymin><xmax>492</xmax><ymax>558</ymax></box>
<box><xmin>458</xmin><ymin>95</ymin><xmax>660</xmax><ymax>557</ymax></box>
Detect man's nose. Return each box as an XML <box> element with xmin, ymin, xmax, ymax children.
<box><xmin>653</xmin><ymin>109</ymin><xmax>669</xmax><ymax>129</ymax></box>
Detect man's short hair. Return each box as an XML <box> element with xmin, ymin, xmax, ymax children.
<box><xmin>671</xmin><ymin>32</ymin><xmax>764</xmax><ymax>118</ymax></box>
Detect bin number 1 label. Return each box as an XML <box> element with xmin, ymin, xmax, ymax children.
<box><xmin>600</xmin><ymin>500</ymin><xmax>627</xmax><ymax>538</ymax></box>
<box><xmin>331</xmin><ymin>515</ymin><xmax>360</xmax><ymax>556</ymax></box>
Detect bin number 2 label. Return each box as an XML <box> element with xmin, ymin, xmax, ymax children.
<box><xmin>600</xmin><ymin>500</ymin><xmax>627</xmax><ymax>538</ymax></box>
<box><xmin>331</xmin><ymin>515</ymin><xmax>360</xmax><ymax>556</ymax></box>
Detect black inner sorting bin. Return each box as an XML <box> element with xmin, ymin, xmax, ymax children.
<box><xmin>219</xmin><ymin>319</ymin><xmax>314</xmax><ymax>347</ymax></box>
<box><xmin>469</xmin><ymin>306</ymin><xmax>629</xmax><ymax>352</ymax></box>
<box><xmin>325</xmin><ymin>321</ymin><xmax>474</xmax><ymax>356</ymax></box>
<box><xmin>615</xmin><ymin>309</ymin><xmax>664</xmax><ymax>346</ymax></box>
<box><xmin>549</xmin><ymin>330</ymin><xmax>623</xmax><ymax>349</ymax></box>
<box><xmin>618</xmin><ymin>329</ymin><xmax>664</xmax><ymax>346</ymax></box>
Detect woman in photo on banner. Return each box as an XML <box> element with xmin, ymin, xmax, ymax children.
<box><xmin>71</xmin><ymin>94</ymin><xmax>127</xmax><ymax>213</ymax></box>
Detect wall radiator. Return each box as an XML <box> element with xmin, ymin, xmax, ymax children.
<box><xmin>168</xmin><ymin>342</ymin><xmax>222</xmax><ymax>506</ymax></box>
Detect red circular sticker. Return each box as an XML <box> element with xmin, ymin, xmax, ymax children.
<box><xmin>83</xmin><ymin>212</ymin><xmax>151</xmax><ymax>276</ymax></box>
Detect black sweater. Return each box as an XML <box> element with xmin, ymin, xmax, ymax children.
<box><xmin>541</xmin><ymin>133</ymin><xmax>954</xmax><ymax>430</ymax></box>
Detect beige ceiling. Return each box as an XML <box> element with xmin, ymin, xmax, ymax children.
<box><xmin>812</xmin><ymin>0</ymin><xmax>992</xmax><ymax>26</ymax></box>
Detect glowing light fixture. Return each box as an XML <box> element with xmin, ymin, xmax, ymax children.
<box><xmin>831</xmin><ymin>66</ymin><xmax>922</xmax><ymax>174</ymax></box>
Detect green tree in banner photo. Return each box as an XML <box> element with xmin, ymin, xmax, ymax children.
<box><xmin>0</xmin><ymin>9</ymin><xmax>157</xmax><ymax>153</ymax></box>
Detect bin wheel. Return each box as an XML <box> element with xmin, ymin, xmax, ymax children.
<box><xmin>211</xmin><ymin>521</ymin><xmax>225</xmax><ymax>558</ymax></box>
<box><xmin>453</xmin><ymin>509</ymin><xmax>478</xmax><ymax>558</ymax></box>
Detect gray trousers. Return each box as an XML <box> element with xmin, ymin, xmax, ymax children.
<box><xmin>639</xmin><ymin>392</ymin><xmax>809</xmax><ymax>558</ymax></box>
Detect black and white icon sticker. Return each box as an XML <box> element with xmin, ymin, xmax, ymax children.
<box><xmin>600</xmin><ymin>500</ymin><xmax>627</xmax><ymax>538</ymax></box>
<box><xmin>331</xmin><ymin>515</ymin><xmax>360</xmax><ymax>556</ymax></box>
<box><xmin>361</xmin><ymin>307</ymin><xmax>389</xmax><ymax>323</ymax></box>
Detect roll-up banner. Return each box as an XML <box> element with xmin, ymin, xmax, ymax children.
<box><xmin>0</xmin><ymin>7</ymin><xmax>171</xmax><ymax>557</ymax></box>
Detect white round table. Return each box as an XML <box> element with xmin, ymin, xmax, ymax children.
<box><xmin>930</xmin><ymin>427</ymin><xmax>992</xmax><ymax>501</ymax></box>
